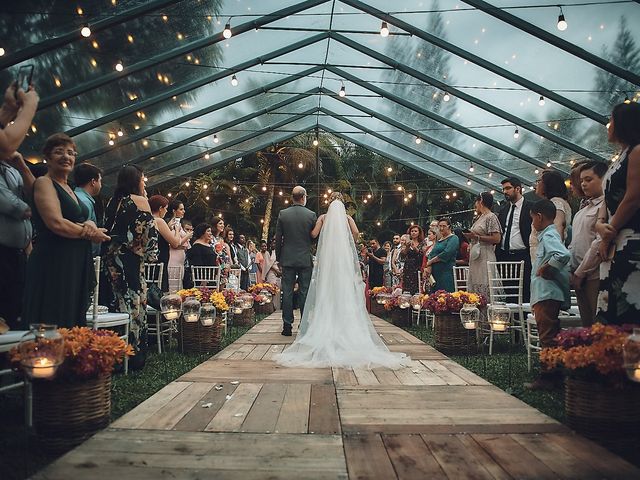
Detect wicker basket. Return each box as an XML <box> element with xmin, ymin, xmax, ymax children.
<box><xmin>565</xmin><ymin>376</ymin><xmax>640</xmax><ymax>454</ymax></box>
<box><xmin>254</xmin><ymin>302</ymin><xmax>275</xmax><ymax>315</ymax></box>
<box><xmin>233</xmin><ymin>307</ymin><xmax>255</xmax><ymax>327</ymax></box>
<box><xmin>33</xmin><ymin>374</ymin><xmax>111</xmax><ymax>452</ymax></box>
<box><xmin>370</xmin><ymin>301</ymin><xmax>387</xmax><ymax>318</ymax></box>
<box><xmin>179</xmin><ymin>316</ymin><xmax>223</xmax><ymax>354</ymax></box>
<box><xmin>390</xmin><ymin>307</ymin><xmax>411</xmax><ymax>327</ymax></box>
<box><xmin>434</xmin><ymin>313</ymin><xmax>477</xmax><ymax>355</ymax></box>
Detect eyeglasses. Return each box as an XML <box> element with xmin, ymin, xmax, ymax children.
<box><xmin>51</xmin><ymin>149</ymin><xmax>78</xmax><ymax>157</ymax></box>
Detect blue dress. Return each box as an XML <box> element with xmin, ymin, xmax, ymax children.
<box><xmin>428</xmin><ymin>235</ymin><xmax>460</xmax><ymax>293</ymax></box>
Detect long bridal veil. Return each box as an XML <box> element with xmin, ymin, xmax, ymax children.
<box><xmin>276</xmin><ymin>199</ymin><xmax>408</xmax><ymax>369</ymax></box>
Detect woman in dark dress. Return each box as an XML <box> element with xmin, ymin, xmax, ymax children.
<box><xmin>596</xmin><ymin>102</ymin><xmax>640</xmax><ymax>325</ymax></box>
<box><xmin>23</xmin><ymin>134</ymin><xmax>109</xmax><ymax>328</ymax></box>
<box><xmin>187</xmin><ymin>223</ymin><xmax>216</xmax><ymax>267</ymax></box>
<box><xmin>401</xmin><ymin>225</ymin><xmax>425</xmax><ymax>294</ymax></box>
<box><xmin>102</xmin><ymin>166</ymin><xmax>158</xmax><ymax>369</ymax></box>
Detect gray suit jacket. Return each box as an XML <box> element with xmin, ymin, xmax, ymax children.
<box><xmin>275</xmin><ymin>204</ymin><xmax>317</xmax><ymax>268</ymax></box>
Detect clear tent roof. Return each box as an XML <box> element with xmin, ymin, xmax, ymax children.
<box><xmin>1</xmin><ymin>0</ymin><xmax>638</xmax><ymax>195</ymax></box>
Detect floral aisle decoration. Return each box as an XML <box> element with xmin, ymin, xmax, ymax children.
<box><xmin>177</xmin><ymin>287</ymin><xmax>229</xmax><ymax>313</ymax></box>
<box><xmin>210</xmin><ymin>291</ymin><xmax>229</xmax><ymax>313</ymax></box>
<box><xmin>248</xmin><ymin>283</ymin><xmax>280</xmax><ymax>296</ymax></box>
<box><xmin>248</xmin><ymin>283</ymin><xmax>279</xmax><ymax>314</ymax></box>
<box><xmin>368</xmin><ymin>286</ymin><xmax>391</xmax><ymax>298</ymax></box>
<box><xmin>540</xmin><ymin>323</ymin><xmax>640</xmax><ymax>453</ymax></box>
<box><xmin>422</xmin><ymin>290</ymin><xmax>487</xmax><ymax>314</ymax></box>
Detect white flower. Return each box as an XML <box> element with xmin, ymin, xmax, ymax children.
<box><xmin>621</xmin><ymin>269</ymin><xmax>640</xmax><ymax>310</ymax></box>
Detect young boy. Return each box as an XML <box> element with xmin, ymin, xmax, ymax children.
<box><xmin>529</xmin><ymin>199</ymin><xmax>571</xmax><ymax>389</ymax></box>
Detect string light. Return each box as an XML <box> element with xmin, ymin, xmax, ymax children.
<box><xmin>204</xmin><ymin>153</ymin><xmax>210</xmax><ymax>160</ymax></box>
<box><xmin>61</xmin><ymin>101</ymin><xmax>67</xmax><ymax>108</ymax></box>
<box><xmin>203</xmin><ymin>184</ymin><xmax>208</xmax><ymax>190</ymax></box>
<box><xmin>185</xmin><ymin>182</ymin><xmax>190</xmax><ymax>187</ymax></box>
<box><xmin>162</xmin><ymin>14</ymin><xmax>168</xmax><ymax>22</ymax></box>
<box><xmin>407</xmin><ymin>193</ymin><xmax>413</xmax><ymax>199</ymax></box>
<box><xmin>54</xmin><ymin>77</ymin><xmax>61</xmax><ymax>87</ymax></box>
<box><xmin>443</xmin><ymin>91</ymin><xmax>451</xmax><ymax>102</ymax></box>
<box><xmin>117</xmin><ymin>128</ymin><xmax>123</xmax><ymax>137</ymax></box>
<box><xmin>108</xmin><ymin>139</ymin><xmax>115</xmax><ymax>146</ymax></box>
<box><xmin>513</xmin><ymin>127</ymin><xmax>520</xmax><ymax>139</ymax></box>
<box><xmin>262</xmin><ymin>186</ymin><xmax>267</xmax><ymax>191</ymax></box>
<box><xmin>77</xmin><ymin>7</ymin><xmax>83</xmax><ymax>15</ymax></box>
<box><xmin>452</xmin><ymin>192</ymin><xmax>457</xmax><ymax>197</ymax></box>
<box><xmin>115</xmin><ymin>61</ymin><xmax>124</xmax><ymax>72</ymax></box>
<box><xmin>546</xmin><ymin>161</ymin><xmax>552</xmax><ymax>167</ymax></box>
<box><xmin>177</xmin><ymin>33</ymin><xmax>184</xmax><ymax>40</ymax></box>
<box><xmin>91</xmin><ymin>40</ymin><xmax>99</xmax><ymax>49</ymax></box>
<box><xmin>387</xmin><ymin>167</ymin><xmax>393</xmax><ymax>173</ymax></box>
<box><xmin>466</xmin><ymin>179</ymin><xmax>472</xmax><ymax>186</ymax></box>
<box><xmin>445</xmin><ymin>194</ymin><xmax>450</xmax><ymax>200</ymax></box>
<box><xmin>223</xmin><ymin>21</ymin><xmax>232</xmax><ymax>39</ymax></box>
<box><xmin>260</xmin><ymin>219</ymin><xmax>264</xmax><ymax>224</ymax></box>
<box><xmin>0</xmin><ymin>48</ymin><xmax>5</xmax><ymax>56</ymax></box>
<box><xmin>363</xmin><ymin>198</ymin><xmax>368</xmax><ymax>203</ymax></box>
<box><xmin>490</xmin><ymin>190</ymin><xmax>495</xmax><ymax>194</ymax></box>
<box><xmin>127</xmin><ymin>34</ymin><xmax>134</xmax><ymax>43</ymax></box>
<box><xmin>90</xmin><ymin>58</ymin><xmax>97</xmax><ymax>67</ymax></box>
<box><xmin>557</xmin><ymin>7</ymin><xmax>568</xmax><ymax>31</ymax></box>
<box><xmin>397</xmin><ymin>186</ymin><xmax>403</xmax><ymax>191</ymax></box>
<box><xmin>376</xmin><ymin>221</ymin><xmax>382</xmax><ymax>226</ymax></box>
<box><xmin>142</xmin><ymin>140</ymin><xmax>149</xmax><ymax>147</ymax></box>
<box><xmin>415</xmin><ymin>136</ymin><xmax>422</xmax><ymax>145</ymax></box>
<box><xmin>367</xmin><ymin>194</ymin><xmax>372</xmax><ymax>199</ymax></box>
<box><xmin>469</xmin><ymin>164</ymin><xmax>474</xmax><ymax>173</ymax></box>
<box><xmin>327</xmin><ymin>189</ymin><xmax>332</xmax><ymax>194</ymax></box>
<box><xmin>338</xmin><ymin>85</ymin><xmax>346</xmax><ymax>97</ymax></box>
<box><xmin>488</xmin><ymin>172</ymin><xmax>493</xmax><ymax>178</ymax></box>
<box><xmin>312</xmin><ymin>138</ymin><xmax>319</xmax><ymax>147</ymax></box>
<box><xmin>279</xmin><ymin>190</ymin><xmax>283</xmax><ymax>196</ymax></box>
<box><xmin>538</xmin><ymin>95</ymin><xmax>545</xmax><ymax>106</ymax></box>
<box><xmin>230</xmin><ymin>74</ymin><xmax>238</xmax><ymax>86</ymax></box>
<box><xmin>284</xmin><ymin>200</ymin><xmax>289</xmax><ymax>204</ymax></box>
<box><xmin>380</xmin><ymin>21</ymin><xmax>389</xmax><ymax>37</ymax></box>
<box><xmin>624</xmin><ymin>95</ymin><xmax>631</xmax><ymax>104</ymax></box>
<box><xmin>80</xmin><ymin>25</ymin><xmax>91</xmax><ymax>37</ymax></box>
<box><xmin>534</xmin><ymin>168</ymin><xmax>540</xmax><ymax>174</ymax></box>
<box><xmin>213</xmin><ymin>134</ymin><xmax>219</xmax><ymax>143</ymax></box>
<box><xmin>205</xmin><ymin>196</ymin><xmax>210</xmax><ymax>201</ymax></box>
<box><xmin>167</xmin><ymin>192</ymin><xmax>172</xmax><ymax>197</ymax></box>
<box><xmin>298</xmin><ymin>162</ymin><xmax>303</xmax><ymax>169</ymax></box>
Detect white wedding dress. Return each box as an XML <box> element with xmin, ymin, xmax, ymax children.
<box><xmin>276</xmin><ymin>199</ymin><xmax>409</xmax><ymax>369</ymax></box>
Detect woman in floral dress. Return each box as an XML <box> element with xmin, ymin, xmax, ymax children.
<box><xmin>596</xmin><ymin>102</ymin><xmax>640</xmax><ymax>325</ymax></box>
<box><xmin>102</xmin><ymin>166</ymin><xmax>158</xmax><ymax>370</ymax></box>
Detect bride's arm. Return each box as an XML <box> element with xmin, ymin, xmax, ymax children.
<box><xmin>347</xmin><ymin>215</ymin><xmax>359</xmax><ymax>242</ymax></box>
<box><xmin>311</xmin><ymin>214</ymin><xmax>325</xmax><ymax>239</ymax></box>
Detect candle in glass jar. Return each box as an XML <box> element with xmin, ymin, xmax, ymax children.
<box><xmin>491</xmin><ymin>322</ymin><xmax>508</xmax><ymax>332</ymax></box>
<box><xmin>463</xmin><ymin>321</ymin><xmax>476</xmax><ymax>330</ymax></box>
<box><xmin>31</xmin><ymin>357</ymin><xmax>56</xmax><ymax>379</ymax></box>
<box><xmin>629</xmin><ymin>364</ymin><xmax>640</xmax><ymax>382</ymax></box>
<box><xmin>185</xmin><ymin>313</ymin><xmax>199</xmax><ymax>322</ymax></box>
<box><xmin>201</xmin><ymin>318</ymin><xmax>213</xmax><ymax>326</ymax></box>
<box><xmin>164</xmin><ymin>309</ymin><xmax>179</xmax><ymax>320</ymax></box>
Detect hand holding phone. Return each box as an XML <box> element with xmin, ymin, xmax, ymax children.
<box><xmin>15</xmin><ymin>65</ymin><xmax>34</xmax><ymax>100</ymax></box>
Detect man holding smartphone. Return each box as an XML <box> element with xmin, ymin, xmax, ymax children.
<box><xmin>366</xmin><ymin>238</ymin><xmax>387</xmax><ymax>288</ymax></box>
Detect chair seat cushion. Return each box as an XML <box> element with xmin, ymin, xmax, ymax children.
<box><xmin>86</xmin><ymin>312</ymin><xmax>130</xmax><ymax>327</ymax></box>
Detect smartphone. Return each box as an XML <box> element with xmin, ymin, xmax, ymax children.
<box><xmin>15</xmin><ymin>64</ymin><xmax>34</xmax><ymax>98</ymax></box>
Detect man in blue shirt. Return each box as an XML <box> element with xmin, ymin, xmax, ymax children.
<box><xmin>73</xmin><ymin>163</ymin><xmax>103</xmax><ymax>257</ymax></box>
<box><xmin>529</xmin><ymin>199</ymin><xmax>571</xmax><ymax>389</ymax></box>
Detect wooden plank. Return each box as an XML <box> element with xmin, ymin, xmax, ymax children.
<box><xmin>421</xmin><ymin>360</ymin><xmax>469</xmax><ymax>386</ymax></box>
<box><xmin>173</xmin><ymin>383</ymin><xmax>238</xmax><ymax>432</ymax></box>
<box><xmin>205</xmin><ymin>383</ymin><xmax>263</xmax><ymax>432</ymax></box>
<box><xmin>437</xmin><ymin>359</ymin><xmax>491</xmax><ymax>386</ymax></box>
<box><xmin>110</xmin><ymin>381</ymin><xmax>191</xmax><ymax>429</ymax></box>
<box><xmin>241</xmin><ymin>383</ymin><xmax>287</xmax><ymax>433</ymax></box>
<box><xmin>341</xmin><ymin>423</ymin><xmax>568</xmax><ymax>435</ymax></box>
<box><xmin>228</xmin><ymin>343</ymin><xmax>258</xmax><ymax>360</ymax></box>
<box><xmin>309</xmin><ymin>384</ymin><xmax>341</xmax><ymax>435</ymax></box>
<box><xmin>472</xmin><ymin>433</ymin><xmax>558</xmax><ymax>479</ymax></box>
<box><xmin>511</xmin><ymin>433</ymin><xmax>604</xmax><ymax>480</ymax></box>
<box><xmin>214</xmin><ymin>343</ymin><xmax>245</xmax><ymax>359</ymax></box>
<box><xmin>545</xmin><ymin>432</ymin><xmax>640</xmax><ymax>479</ymax></box>
<box><xmin>455</xmin><ymin>434</ymin><xmax>512</xmax><ymax>480</ymax></box>
<box><xmin>141</xmin><ymin>382</ymin><xmax>215</xmax><ymax>430</ymax></box>
<box><xmin>245</xmin><ymin>343</ymin><xmax>271</xmax><ymax>360</ymax></box>
<box><xmin>388</xmin><ymin>344</ymin><xmax>447</xmax><ymax>360</ymax></box>
<box><xmin>235</xmin><ymin>332</ymin><xmax>296</xmax><ymax>344</ymax></box>
<box><xmin>352</xmin><ymin>367</ymin><xmax>380</xmax><ymax>386</ymax></box>
<box><xmin>373</xmin><ymin>368</ymin><xmax>403</xmax><ymax>385</ymax></box>
<box><xmin>343</xmin><ymin>433</ymin><xmax>397</xmax><ymax>480</ymax></box>
<box><xmin>404</xmin><ymin>360</ymin><xmax>449</xmax><ymax>386</ymax></box>
<box><xmin>262</xmin><ymin>344</ymin><xmax>285</xmax><ymax>360</ymax></box>
<box><xmin>393</xmin><ymin>366</ymin><xmax>427</xmax><ymax>385</ymax></box>
<box><xmin>382</xmin><ymin>434</ymin><xmax>448</xmax><ymax>480</ymax></box>
<box><xmin>275</xmin><ymin>383</ymin><xmax>311</xmax><ymax>434</ymax></box>
<box><xmin>421</xmin><ymin>434</ymin><xmax>495</xmax><ymax>480</ymax></box>
<box><xmin>332</xmin><ymin>367</ymin><xmax>358</xmax><ymax>387</ymax></box>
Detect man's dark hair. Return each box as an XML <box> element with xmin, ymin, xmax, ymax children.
<box><xmin>580</xmin><ymin>161</ymin><xmax>608</xmax><ymax>178</ymax></box>
<box><xmin>501</xmin><ymin>177</ymin><xmax>522</xmax><ymax>189</ymax></box>
<box><xmin>530</xmin><ymin>199</ymin><xmax>557</xmax><ymax>220</ymax></box>
<box><xmin>539</xmin><ymin>170</ymin><xmax>568</xmax><ymax>200</ymax></box>
<box><xmin>73</xmin><ymin>163</ymin><xmax>102</xmax><ymax>187</ymax></box>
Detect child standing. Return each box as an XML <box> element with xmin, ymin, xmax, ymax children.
<box><xmin>529</xmin><ymin>199</ymin><xmax>572</xmax><ymax>389</ymax></box>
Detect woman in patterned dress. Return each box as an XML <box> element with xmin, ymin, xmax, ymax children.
<box><xmin>102</xmin><ymin>166</ymin><xmax>158</xmax><ymax>370</ymax></box>
<box><xmin>596</xmin><ymin>102</ymin><xmax>640</xmax><ymax>325</ymax></box>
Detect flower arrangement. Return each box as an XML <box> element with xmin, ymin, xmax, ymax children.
<box><xmin>11</xmin><ymin>327</ymin><xmax>132</xmax><ymax>381</ymax></box>
<box><xmin>209</xmin><ymin>291</ymin><xmax>229</xmax><ymax>312</ymax></box>
<box><xmin>221</xmin><ymin>288</ymin><xmax>239</xmax><ymax>307</ymax></box>
<box><xmin>540</xmin><ymin>323</ymin><xmax>635</xmax><ymax>387</ymax></box>
<box><xmin>177</xmin><ymin>287</ymin><xmax>213</xmax><ymax>302</ymax></box>
<box><xmin>368</xmin><ymin>286</ymin><xmax>391</xmax><ymax>297</ymax></box>
<box><xmin>422</xmin><ymin>290</ymin><xmax>487</xmax><ymax>314</ymax></box>
<box><xmin>248</xmin><ymin>283</ymin><xmax>280</xmax><ymax>296</ymax></box>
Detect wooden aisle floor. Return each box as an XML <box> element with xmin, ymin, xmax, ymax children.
<box><xmin>34</xmin><ymin>312</ymin><xmax>640</xmax><ymax>479</ymax></box>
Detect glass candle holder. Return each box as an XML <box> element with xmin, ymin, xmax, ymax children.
<box><xmin>200</xmin><ymin>303</ymin><xmax>216</xmax><ymax>326</ymax></box>
<box><xmin>240</xmin><ymin>293</ymin><xmax>254</xmax><ymax>309</ymax></box>
<box><xmin>233</xmin><ymin>298</ymin><xmax>244</xmax><ymax>315</ymax></box>
<box><xmin>259</xmin><ymin>289</ymin><xmax>273</xmax><ymax>305</ymax></box>
<box><xmin>183</xmin><ymin>296</ymin><xmax>201</xmax><ymax>322</ymax></box>
<box><xmin>623</xmin><ymin>328</ymin><xmax>640</xmax><ymax>383</ymax></box>
<box><xmin>410</xmin><ymin>294</ymin><xmax>422</xmax><ymax>311</ymax></box>
<box><xmin>19</xmin><ymin>324</ymin><xmax>65</xmax><ymax>379</ymax></box>
<box><xmin>376</xmin><ymin>293</ymin><xmax>389</xmax><ymax>305</ymax></box>
<box><xmin>399</xmin><ymin>291</ymin><xmax>412</xmax><ymax>309</ymax></box>
<box><xmin>161</xmin><ymin>293</ymin><xmax>182</xmax><ymax>320</ymax></box>
<box><xmin>460</xmin><ymin>303</ymin><xmax>480</xmax><ymax>330</ymax></box>
<box><xmin>488</xmin><ymin>302</ymin><xmax>510</xmax><ymax>332</ymax></box>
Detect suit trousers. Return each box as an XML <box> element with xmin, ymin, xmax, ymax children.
<box><xmin>495</xmin><ymin>248</ymin><xmax>531</xmax><ymax>303</ymax></box>
<box><xmin>281</xmin><ymin>266</ymin><xmax>313</xmax><ymax>326</ymax></box>
<box><xmin>0</xmin><ymin>244</ymin><xmax>26</xmax><ymax>329</ymax></box>
<box><xmin>532</xmin><ymin>299</ymin><xmax>561</xmax><ymax>349</ymax></box>
<box><xmin>575</xmin><ymin>278</ymin><xmax>599</xmax><ymax>327</ymax></box>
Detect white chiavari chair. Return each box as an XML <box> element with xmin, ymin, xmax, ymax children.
<box><xmin>191</xmin><ymin>265</ymin><xmax>222</xmax><ymax>290</ymax></box>
<box><xmin>486</xmin><ymin>261</ymin><xmax>525</xmax><ymax>354</ymax></box>
<box><xmin>453</xmin><ymin>266</ymin><xmax>469</xmax><ymax>292</ymax></box>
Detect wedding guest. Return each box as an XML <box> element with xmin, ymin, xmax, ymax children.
<box><xmin>181</xmin><ymin>219</ymin><xmax>194</xmax><ymax>288</ymax></box>
<box><xmin>569</xmin><ymin>162</ymin><xmax>606</xmax><ymax>326</ymax></box>
<box><xmin>421</xmin><ymin>228</ymin><xmax>439</xmax><ymax>292</ymax></box>
<box><xmin>454</xmin><ymin>228</ymin><xmax>470</xmax><ymax>266</ymax></box>
<box><xmin>236</xmin><ymin>234</ymin><xmax>250</xmax><ymax>290</ymax></box>
<box><xmin>596</xmin><ymin>102</ymin><xmax>640</xmax><ymax>325</ymax></box>
<box><xmin>102</xmin><ymin>165</ymin><xmax>158</xmax><ymax>370</ymax></box>
<box><xmin>401</xmin><ymin>225</ymin><xmax>424</xmax><ymax>294</ymax></box>
<box><xmin>389</xmin><ymin>233</ymin><xmax>403</xmax><ymax>288</ymax></box>
<box><xmin>187</xmin><ymin>223</ymin><xmax>216</xmax><ymax>267</ymax></box>
<box><xmin>166</xmin><ymin>200</ymin><xmax>191</xmax><ymax>291</ymax></box>
<box><xmin>224</xmin><ymin>226</ymin><xmax>238</xmax><ymax>265</ymax></box>
<box><xmin>465</xmin><ymin>192</ymin><xmax>502</xmax><ymax>299</ymax></box>
<box><xmin>382</xmin><ymin>240</ymin><xmax>392</xmax><ymax>287</ymax></box>
<box><xmin>73</xmin><ymin>162</ymin><xmax>103</xmax><ymax>258</ymax></box>
<box><xmin>425</xmin><ymin>218</ymin><xmax>459</xmax><ymax>292</ymax></box>
<box><xmin>0</xmin><ymin>152</ymin><xmax>35</xmax><ymax>329</ymax></box>
<box><xmin>211</xmin><ymin>216</ymin><xmax>230</xmax><ymax>269</ymax></box>
<box><xmin>366</xmin><ymin>238</ymin><xmax>387</xmax><ymax>288</ymax></box>
<box><xmin>256</xmin><ymin>240</ymin><xmax>267</xmax><ymax>284</ymax></box>
<box><xmin>23</xmin><ymin>134</ymin><xmax>109</xmax><ymax>329</ymax></box>
<box><xmin>0</xmin><ymin>82</ymin><xmax>38</xmax><ymax>159</ymax></box>
<box><xmin>248</xmin><ymin>240</ymin><xmax>260</xmax><ymax>285</ymax></box>
<box><xmin>528</xmin><ymin>199</ymin><xmax>571</xmax><ymax>389</ymax></box>
<box><xmin>264</xmin><ymin>237</ymin><xmax>282</xmax><ymax>309</ymax></box>
<box><xmin>530</xmin><ymin>170</ymin><xmax>572</xmax><ymax>259</ymax></box>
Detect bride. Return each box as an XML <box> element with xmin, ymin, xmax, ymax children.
<box><xmin>276</xmin><ymin>192</ymin><xmax>409</xmax><ymax>369</ymax></box>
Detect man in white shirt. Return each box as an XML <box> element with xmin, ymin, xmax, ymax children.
<box><xmin>496</xmin><ymin>177</ymin><xmax>533</xmax><ymax>302</ymax></box>
<box><xmin>569</xmin><ymin>162</ymin><xmax>606</xmax><ymax>326</ymax></box>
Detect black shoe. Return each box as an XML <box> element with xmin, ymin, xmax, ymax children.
<box><xmin>281</xmin><ymin>325</ymin><xmax>292</xmax><ymax>336</ymax></box>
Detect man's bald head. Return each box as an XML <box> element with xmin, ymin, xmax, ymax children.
<box><xmin>292</xmin><ymin>186</ymin><xmax>307</xmax><ymax>205</ymax></box>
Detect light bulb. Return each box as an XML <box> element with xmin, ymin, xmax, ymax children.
<box><xmin>469</xmin><ymin>165</ymin><xmax>474</xmax><ymax>172</ymax></box>
<box><xmin>117</xmin><ymin>128</ymin><xmax>123</xmax><ymax>137</ymax></box>
<box><xmin>538</xmin><ymin>95</ymin><xmax>545</xmax><ymax>106</ymax></box>
<box><xmin>313</xmin><ymin>138</ymin><xmax>319</xmax><ymax>146</ymax></box>
<box><xmin>534</xmin><ymin>169</ymin><xmax>540</xmax><ymax>174</ymax></box>
<box><xmin>557</xmin><ymin>13</ymin><xmax>568</xmax><ymax>31</ymax></box>
<box><xmin>204</xmin><ymin>153</ymin><xmax>210</xmax><ymax>160</ymax></box>
<box><xmin>387</xmin><ymin>167</ymin><xmax>393</xmax><ymax>173</ymax></box>
<box><xmin>546</xmin><ymin>161</ymin><xmax>552</xmax><ymax>167</ymax></box>
<box><xmin>490</xmin><ymin>190</ymin><xmax>495</xmax><ymax>194</ymax></box>
<box><xmin>185</xmin><ymin>182</ymin><xmax>190</xmax><ymax>187</ymax></box>
<box><xmin>367</xmin><ymin>194</ymin><xmax>372</xmax><ymax>199</ymax></box>
<box><xmin>80</xmin><ymin>25</ymin><xmax>91</xmax><ymax>37</ymax></box>
<box><xmin>415</xmin><ymin>137</ymin><xmax>422</xmax><ymax>144</ymax></box>
<box><xmin>363</xmin><ymin>198</ymin><xmax>368</xmax><ymax>203</ymax></box>
<box><xmin>376</xmin><ymin>221</ymin><xmax>381</xmax><ymax>226</ymax></box>
<box><xmin>167</xmin><ymin>193</ymin><xmax>172</xmax><ymax>197</ymax></box>
<box><xmin>445</xmin><ymin>194</ymin><xmax>450</xmax><ymax>199</ymax></box>
<box><xmin>380</xmin><ymin>21</ymin><xmax>389</xmax><ymax>37</ymax></box>
<box><xmin>205</xmin><ymin>196</ymin><xmax>210</xmax><ymax>201</ymax></box>
<box><xmin>0</xmin><ymin>47</ymin><xmax>5</xmax><ymax>56</ymax></box>
<box><xmin>298</xmin><ymin>162</ymin><xmax>303</xmax><ymax>169</ymax></box>
<box><xmin>108</xmin><ymin>139</ymin><xmax>115</xmax><ymax>146</ymax></box>
<box><xmin>115</xmin><ymin>61</ymin><xmax>124</xmax><ymax>72</ymax></box>
<box><xmin>203</xmin><ymin>184</ymin><xmax>208</xmax><ymax>189</ymax></box>
<box><xmin>262</xmin><ymin>186</ymin><xmax>267</xmax><ymax>191</ymax></box>
<box><xmin>230</xmin><ymin>74</ymin><xmax>238</xmax><ymax>86</ymax></box>
<box><xmin>223</xmin><ymin>22</ymin><xmax>232</xmax><ymax>39</ymax></box>
<box><xmin>279</xmin><ymin>191</ymin><xmax>283</xmax><ymax>196</ymax></box>
<box><xmin>513</xmin><ymin>127</ymin><xmax>520</xmax><ymax>139</ymax></box>
<box><xmin>233</xmin><ymin>186</ymin><xmax>237</xmax><ymax>192</ymax></box>
<box><xmin>466</xmin><ymin>179</ymin><xmax>471</xmax><ymax>186</ymax></box>
<box><xmin>452</xmin><ymin>192</ymin><xmax>457</xmax><ymax>197</ymax></box>
<box><xmin>443</xmin><ymin>92</ymin><xmax>450</xmax><ymax>102</ymax></box>
<box><xmin>213</xmin><ymin>134</ymin><xmax>219</xmax><ymax>143</ymax></box>
<box><xmin>339</xmin><ymin>85</ymin><xmax>346</xmax><ymax>97</ymax></box>
<box><xmin>624</xmin><ymin>95</ymin><xmax>631</xmax><ymax>104</ymax></box>
<box><xmin>327</xmin><ymin>189</ymin><xmax>332</xmax><ymax>193</ymax></box>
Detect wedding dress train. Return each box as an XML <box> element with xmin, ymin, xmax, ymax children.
<box><xmin>276</xmin><ymin>200</ymin><xmax>409</xmax><ymax>369</ymax></box>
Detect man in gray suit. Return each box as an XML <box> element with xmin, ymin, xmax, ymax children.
<box><xmin>275</xmin><ymin>186</ymin><xmax>317</xmax><ymax>336</ymax></box>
